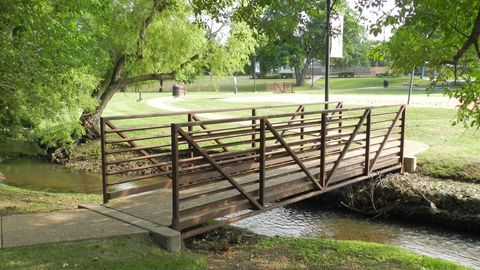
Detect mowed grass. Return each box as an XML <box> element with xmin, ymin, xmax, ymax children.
<box><xmin>405</xmin><ymin>107</ymin><xmax>480</xmax><ymax>181</ymax></box>
<box><xmin>0</xmin><ymin>234</ymin><xmax>466</xmax><ymax>270</ymax></box>
<box><xmin>0</xmin><ymin>183</ymin><xmax>101</xmax><ymax>216</ymax></box>
<box><xmin>0</xmin><ymin>234</ymin><xmax>205</xmax><ymax>270</ymax></box>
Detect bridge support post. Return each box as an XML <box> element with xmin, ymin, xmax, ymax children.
<box><xmin>364</xmin><ymin>109</ymin><xmax>371</xmax><ymax>176</ymax></box>
<box><xmin>259</xmin><ymin>118</ymin><xmax>266</xmax><ymax>206</ymax></box>
<box><xmin>400</xmin><ymin>108</ymin><xmax>406</xmax><ymax>172</ymax></box>
<box><xmin>171</xmin><ymin>124</ymin><xmax>180</xmax><ymax>231</ymax></box>
<box><xmin>251</xmin><ymin>109</ymin><xmax>257</xmax><ymax>148</ymax></box>
<box><xmin>320</xmin><ymin>112</ymin><xmax>327</xmax><ymax>187</ymax></box>
<box><xmin>100</xmin><ymin>117</ymin><xmax>108</xmax><ymax>204</ymax></box>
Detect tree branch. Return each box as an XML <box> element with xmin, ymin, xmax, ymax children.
<box><xmin>118</xmin><ymin>54</ymin><xmax>200</xmax><ymax>87</ymax></box>
<box><xmin>445</xmin><ymin>8</ymin><xmax>480</xmax><ymax>64</ymax></box>
<box><xmin>136</xmin><ymin>3</ymin><xmax>157</xmax><ymax>59</ymax></box>
<box><xmin>474</xmin><ymin>40</ymin><xmax>480</xmax><ymax>59</ymax></box>
<box><xmin>118</xmin><ymin>73</ymin><xmax>174</xmax><ymax>87</ymax></box>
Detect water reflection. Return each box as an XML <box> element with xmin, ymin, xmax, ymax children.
<box><xmin>0</xmin><ymin>155</ymin><xmax>102</xmax><ymax>194</ymax></box>
<box><xmin>234</xmin><ymin>200</ymin><xmax>480</xmax><ymax>269</ymax></box>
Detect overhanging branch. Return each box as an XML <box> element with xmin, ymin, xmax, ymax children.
<box><xmin>118</xmin><ymin>73</ymin><xmax>175</xmax><ymax>87</ymax></box>
<box><xmin>442</xmin><ymin>8</ymin><xmax>480</xmax><ymax>64</ymax></box>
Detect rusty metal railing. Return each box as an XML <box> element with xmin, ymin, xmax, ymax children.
<box><xmin>100</xmin><ymin>101</ymin><xmax>342</xmax><ymax>203</ymax></box>
<box><xmin>169</xmin><ymin>105</ymin><xmax>405</xmax><ymax>238</ymax></box>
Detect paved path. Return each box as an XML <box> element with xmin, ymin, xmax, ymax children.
<box><xmin>0</xmin><ymin>209</ymin><xmax>146</xmax><ymax>248</ymax></box>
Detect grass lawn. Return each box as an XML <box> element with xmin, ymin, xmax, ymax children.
<box><xmin>0</xmin><ymin>183</ymin><xmax>101</xmax><ymax>216</ymax></box>
<box><xmin>0</xmin><ymin>234</ymin><xmax>205</xmax><ymax>270</ymax></box>
<box><xmin>0</xmin><ymin>234</ymin><xmax>466</xmax><ymax>270</ymax></box>
<box><xmin>405</xmin><ymin>107</ymin><xmax>480</xmax><ymax>182</ymax></box>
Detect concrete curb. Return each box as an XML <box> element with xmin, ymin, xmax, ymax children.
<box><xmin>79</xmin><ymin>204</ymin><xmax>181</xmax><ymax>252</ymax></box>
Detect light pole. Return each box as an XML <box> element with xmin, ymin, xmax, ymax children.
<box><xmin>234</xmin><ymin>72</ymin><xmax>238</xmax><ymax>94</ymax></box>
<box><xmin>253</xmin><ymin>54</ymin><xmax>257</xmax><ymax>93</ymax></box>
<box><xmin>325</xmin><ymin>0</ymin><xmax>331</xmax><ymax>109</ymax></box>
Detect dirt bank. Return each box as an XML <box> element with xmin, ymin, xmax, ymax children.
<box><xmin>318</xmin><ymin>173</ymin><xmax>480</xmax><ymax>233</ymax></box>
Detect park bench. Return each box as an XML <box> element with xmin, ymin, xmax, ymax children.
<box><xmin>179</xmin><ymin>85</ymin><xmax>187</xmax><ymax>95</ymax></box>
<box><xmin>338</xmin><ymin>72</ymin><xmax>355</xmax><ymax>78</ymax></box>
<box><xmin>266</xmin><ymin>82</ymin><xmax>294</xmax><ymax>93</ymax></box>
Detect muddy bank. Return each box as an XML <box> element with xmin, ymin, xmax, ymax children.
<box><xmin>317</xmin><ymin>173</ymin><xmax>480</xmax><ymax>233</ymax></box>
<box><xmin>65</xmin><ymin>141</ymin><xmax>166</xmax><ymax>176</ymax></box>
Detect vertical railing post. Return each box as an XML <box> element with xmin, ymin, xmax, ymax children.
<box><xmin>171</xmin><ymin>124</ymin><xmax>180</xmax><ymax>231</ymax></box>
<box><xmin>251</xmin><ymin>109</ymin><xmax>257</xmax><ymax>149</ymax></box>
<box><xmin>100</xmin><ymin>117</ymin><xmax>108</xmax><ymax>204</ymax></box>
<box><xmin>364</xmin><ymin>109</ymin><xmax>371</xmax><ymax>176</ymax></box>
<box><xmin>300</xmin><ymin>106</ymin><xmax>305</xmax><ymax>151</ymax></box>
<box><xmin>320</xmin><ymin>112</ymin><xmax>327</xmax><ymax>188</ymax></box>
<box><xmin>259</xmin><ymin>117</ymin><xmax>266</xmax><ymax>206</ymax></box>
<box><xmin>187</xmin><ymin>114</ymin><xmax>194</xmax><ymax>162</ymax></box>
<box><xmin>338</xmin><ymin>102</ymin><xmax>343</xmax><ymax>134</ymax></box>
<box><xmin>400</xmin><ymin>106</ymin><xmax>406</xmax><ymax>172</ymax></box>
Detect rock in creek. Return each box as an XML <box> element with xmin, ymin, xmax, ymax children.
<box><xmin>0</xmin><ymin>171</ymin><xmax>6</xmax><ymax>183</ymax></box>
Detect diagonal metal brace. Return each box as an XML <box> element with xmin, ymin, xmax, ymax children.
<box><xmin>325</xmin><ymin>109</ymin><xmax>370</xmax><ymax>186</ymax></box>
<box><xmin>368</xmin><ymin>106</ymin><xmax>406</xmax><ymax>173</ymax></box>
<box><xmin>177</xmin><ymin>128</ymin><xmax>263</xmax><ymax>210</ymax></box>
<box><xmin>265</xmin><ymin>119</ymin><xmax>323</xmax><ymax>190</ymax></box>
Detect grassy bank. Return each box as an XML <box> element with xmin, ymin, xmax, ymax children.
<box><xmin>405</xmin><ymin>107</ymin><xmax>480</xmax><ymax>182</ymax></box>
<box><xmin>0</xmin><ymin>233</ymin><xmax>467</xmax><ymax>270</ymax></box>
<box><xmin>0</xmin><ymin>183</ymin><xmax>101</xmax><ymax>216</ymax></box>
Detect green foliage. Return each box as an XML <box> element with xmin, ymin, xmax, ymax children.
<box><xmin>362</xmin><ymin>0</ymin><xmax>480</xmax><ymax>128</ymax></box>
<box><xmin>0</xmin><ymin>0</ymin><xmax>104</xmax><ymax>145</ymax></box>
<box><xmin>0</xmin><ymin>0</ymin><xmax>257</xmax><ymax>149</ymax></box>
<box><xmin>253</xmin><ymin>0</ymin><xmax>368</xmax><ymax>80</ymax></box>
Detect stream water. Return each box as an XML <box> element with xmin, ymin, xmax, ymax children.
<box><xmin>234</xmin><ymin>201</ymin><xmax>480</xmax><ymax>269</ymax></box>
<box><xmin>1</xmin><ymin>140</ymin><xmax>479</xmax><ymax>268</ymax></box>
<box><xmin>0</xmin><ymin>140</ymin><xmax>101</xmax><ymax>194</ymax></box>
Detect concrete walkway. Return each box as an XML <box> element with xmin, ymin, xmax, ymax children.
<box><xmin>0</xmin><ymin>209</ymin><xmax>145</xmax><ymax>248</ymax></box>
<box><xmin>0</xmin><ymin>195</ymin><xmax>181</xmax><ymax>251</ymax></box>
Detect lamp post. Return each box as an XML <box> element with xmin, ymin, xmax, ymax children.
<box><xmin>234</xmin><ymin>72</ymin><xmax>238</xmax><ymax>94</ymax></box>
<box><xmin>253</xmin><ymin>54</ymin><xmax>257</xmax><ymax>93</ymax></box>
<box><xmin>325</xmin><ymin>0</ymin><xmax>331</xmax><ymax>109</ymax></box>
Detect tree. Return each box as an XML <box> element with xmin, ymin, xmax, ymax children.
<box><xmin>253</xmin><ymin>0</ymin><xmax>367</xmax><ymax>86</ymax></box>
<box><xmin>354</xmin><ymin>0</ymin><xmax>480</xmax><ymax>127</ymax></box>
<box><xmin>0</xmin><ymin>0</ymin><xmax>257</xmax><ymax>155</ymax></box>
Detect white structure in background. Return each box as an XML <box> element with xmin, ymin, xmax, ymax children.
<box><xmin>255</xmin><ymin>62</ymin><xmax>261</xmax><ymax>73</ymax></box>
<box><xmin>330</xmin><ymin>12</ymin><xmax>344</xmax><ymax>58</ymax></box>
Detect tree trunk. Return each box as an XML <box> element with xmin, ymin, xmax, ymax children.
<box><xmin>294</xmin><ymin>67</ymin><xmax>305</xmax><ymax>86</ymax></box>
<box><xmin>81</xmin><ymin>84</ymin><xmax>119</xmax><ymax>139</ymax></box>
<box><xmin>294</xmin><ymin>63</ymin><xmax>310</xmax><ymax>86</ymax></box>
<box><xmin>158</xmin><ymin>79</ymin><xmax>164</xmax><ymax>92</ymax></box>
